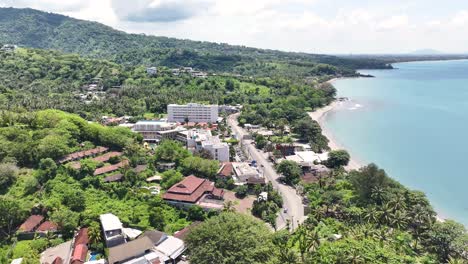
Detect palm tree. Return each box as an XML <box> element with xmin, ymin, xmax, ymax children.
<box><xmin>45</xmin><ymin>231</ymin><xmax>56</xmax><ymax>247</ymax></box>
<box><xmin>388</xmin><ymin>195</ymin><xmax>406</xmax><ymax>212</ymax></box>
<box><xmin>447</xmin><ymin>256</ymin><xmax>465</xmax><ymax>264</ymax></box>
<box><xmin>390</xmin><ymin>210</ymin><xmax>408</xmax><ymax>230</ymax></box>
<box><xmin>222</xmin><ymin>200</ymin><xmax>237</xmax><ymax>213</ymax></box>
<box><xmin>277</xmin><ymin>247</ymin><xmax>298</xmax><ymax>263</ymax></box>
<box><xmin>370</xmin><ymin>186</ymin><xmax>387</xmax><ymax>205</ymax></box>
<box><xmin>88</xmin><ymin>223</ymin><xmax>102</xmax><ymax>247</ymax></box>
<box><xmin>346</xmin><ymin>248</ymin><xmax>364</xmax><ymax>264</ymax></box>
<box><xmin>292</xmin><ymin>224</ymin><xmax>321</xmax><ymax>263</ymax></box>
<box><xmin>364</xmin><ymin>206</ymin><xmax>380</xmax><ymax>224</ymax></box>
<box><xmin>378</xmin><ymin>203</ymin><xmax>394</xmax><ymax>226</ymax></box>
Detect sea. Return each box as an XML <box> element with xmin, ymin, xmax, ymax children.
<box><xmin>325</xmin><ymin>60</ymin><xmax>468</xmax><ymax>226</ymax></box>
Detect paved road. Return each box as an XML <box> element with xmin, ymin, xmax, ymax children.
<box><xmin>227</xmin><ymin>113</ymin><xmax>305</xmax><ymax>230</ymax></box>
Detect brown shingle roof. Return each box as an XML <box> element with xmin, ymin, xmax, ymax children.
<box><xmin>58</xmin><ymin>147</ymin><xmax>109</xmax><ymax>163</ymax></box>
<box><xmin>108</xmin><ymin>236</ymin><xmax>154</xmax><ymax>264</ymax></box>
<box><xmin>36</xmin><ymin>221</ymin><xmax>58</xmax><ymax>232</ymax></box>
<box><xmin>74</xmin><ymin>228</ymin><xmax>89</xmax><ymax>246</ymax></box>
<box><xmin>104</xmin><ymin>173</ymin><xmax>124</xmax><ymax>183</ymax></box>
<box><xmin>94</xmin><ymin>160</ymin><xmax>129</xmax><ymax>176</ymax></box>
<box><xmin>133</xmin><ymin>164</ymin><xmax>147</xmax><ymax>173</ymax></box>
<box><xmin>18</xmin><ymin>215</ymin><xmax>44</xmax><ymax>232</ymax></box>
<box><xmin>93</xmin><ymin>151</ymin><xmax>122</xmax><ymax>163</ymax></box>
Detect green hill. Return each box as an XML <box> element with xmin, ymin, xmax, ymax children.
<box><xmin>0</xmin><ymin>7</ymin><xmax>391</xmax><ymax>77</ymax></box>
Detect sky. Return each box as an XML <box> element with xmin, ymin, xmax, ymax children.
<box><xmin>1</xmin><ymin>0</ymin><xmax>468</xmax><ymax>54</ymax></box>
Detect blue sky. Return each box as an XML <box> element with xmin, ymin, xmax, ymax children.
<box><xmin>1</xmin><ymin>0</ymin><xmax>468</xmax><ymax>54</ymax></box>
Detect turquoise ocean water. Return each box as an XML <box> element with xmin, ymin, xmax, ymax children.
<box><xmin>325</xmin><ymin>60</ymin><xmax>468</xmax><ymax>225</ymax></box>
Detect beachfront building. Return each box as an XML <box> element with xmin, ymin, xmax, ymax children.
<box><xmin>132</xmin><ymin>120</ymin><xmax>184</xmax><ymax>142</ymax></box>
<box><xmin>178</xmin><ymin>129</ymin><xmax>229</xmax><ymax>162</ymax></box>
<box><xmin>167</xmin><ymin>103</ymin><xmax>218</xmax><ymax>123</ymax></box>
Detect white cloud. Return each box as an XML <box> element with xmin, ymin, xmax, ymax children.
<box><xmin>376</xmin><ymin>15</ymin><xmax>409</xmax><ymax>30</ymax></box>
<box><xmin>451</xmin><ymin>10</ymin><xmax>468</xmax><ymax>26</ymax></box>
<box><xmin>2</xmin><ymin>0</ymin><xmax>468</xmax><ymax>53</ymax></box>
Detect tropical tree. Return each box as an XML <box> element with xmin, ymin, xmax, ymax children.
<box><xmin>88</xmin><ymin>222</ymin><xmax>102</xmax><ymax>248</ymax></box>
<box><xmin>186</xmin><ymin>212</ymin><xmax>274</xmax><ymax>264</ymax></box>
<box><xmin>325</xmin><ymin>150</ymin><xmax>350</xmax><ymax>169</ymax></box>
<box><xmin>276</xmin><ymin>160</ymin><xmax>302</xmax><ymax>185</ymax></box>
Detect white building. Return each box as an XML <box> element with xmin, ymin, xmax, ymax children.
<box><xmin>1</xmin><ymin>44</ymin><xmax>17</xmax><ymax>52</ymax></box>
<box><xmin>100</xmin><ymin>213</ymin><xmax>126</xmax><ymax>248</ymax></box>
<box><xmin>167</xmin><ymin>103</ymin><xmax>218</xmax><ymax>123</ymax></box>
<box><xmin>232</xmin><ymin>162</ymin><xmax>265</xmax><ymax>185</ymax></box>
<box><xmin>132</xmin><ymin>121</ymin><xmax>181</xmax><ymax>142</ymax></box>
<box><xmin>180</xmin><ymin>129</ymin><xmax>229</xmax><ymax>162</ymax></box>
<box><xmin>146</xmin><ymin>67</ymin><xmax>157</xmax><ymax>76</ymax></box>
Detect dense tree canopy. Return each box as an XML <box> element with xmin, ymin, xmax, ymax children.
<box><xmin>186</xmin><ymin>213</ymin><xmax>275</xmax><ymax>264</ymax></box>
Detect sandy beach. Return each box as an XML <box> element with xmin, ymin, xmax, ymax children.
<box><xmin>308</xmin><ymin>101</ymin><xmax>363</xmax><ymax>171</ymax></box>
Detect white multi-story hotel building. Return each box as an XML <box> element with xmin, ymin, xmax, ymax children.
<box><xmin>133</xmin><ymin>121</ymin><xmax>183</xmax><ymax>142</ymax></box>
<box><xmin>167</xmin><ymin>103</ymin><xmax>218</xmax><ymax>123</ymax></box>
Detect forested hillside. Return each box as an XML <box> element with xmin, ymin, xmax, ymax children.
<box><xmin>0</xmin><ymin>7</ymin><xmax>392</xmax><ymax>78</ymax></box>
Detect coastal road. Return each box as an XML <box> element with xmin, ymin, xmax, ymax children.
<box><xmin>227</xmin><ymin>113</ymin><xmax>305</xmax><ymax>230</ymax></box>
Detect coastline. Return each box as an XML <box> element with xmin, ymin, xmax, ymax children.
<box><xmin>315</xmin><ymin>77</ymin><xmax>448</xmax><ymax>223</ymax></box>
<box><xmin>308</xmin><ymin>101</ymin><xmax>363</xmax><ymax>171</ymax></box>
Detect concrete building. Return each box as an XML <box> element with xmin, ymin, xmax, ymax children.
<box><xmin>167</xmin><ymin>103</ymin><xmax>218</xmax><ymax>123</ymax></box>
<box><xmin>1</xmin><ymin>44</ymin><xmax>17</xmax><ymax>52</ymax></box>
<box><xmin>232</xmin><ymin>162</ymin><xmax>265</xmax><ymax>185</ymax></box>
<box><xmin>132</xmin><ymin>121</ymin><xmax>183</xmax><ymax>142</ymax></box>
<box><xmin>146</xmin><ymin>67</ymin><xmax>157</xmax><ymax>76</ymax></box>
<box><xmin>100</xmin><ymin>213</ymin><xmax>126</xmax><ymax>248</ymax></box>
<box><xmin>180</xmin><ymin>129</ymin><xmax>229</xmax><ymax>162</ymax></box>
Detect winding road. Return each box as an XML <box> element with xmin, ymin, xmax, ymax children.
<box><xmin>227</xmin><ymin>113</ymin><xmax>305</xmax><ymax>230</ymax></box>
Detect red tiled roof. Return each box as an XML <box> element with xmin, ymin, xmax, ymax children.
<box><xmin>163</xmin><ymin>176</ymin><xmax>215</xmax><ymax>203</ymax></box>
<box><xmin>71</xmin><ymin>244</ymin><xmax>88</xmax><ymax>263</ymax></box>
<box><xmin>18</xmin><ymin>215</ymin><xmax>44</xmax><ymax>232</ymax></box>
<box><xmin>218</xmin><ymin>162</ymin><xmax>233</xmax><ymax>177</ymax></box>
<box><xmin>152</xmin><ymin>260</ymin><xmax>161</xmax><ymax>264</ymax></box>
<box><xmin>74</xmin><ymin>228</ymin><xmax>89</xmax><ymax>246</ymax></box>
<box><xmin>212</xmin><ymin>188</ymin><xmax>224</xmax><ymax>197</ymax></box>
<box><xmin>174</xmin><ymin>222</ymin><xmax>201</xmax><ymax>241</ymax></box>
<box><xmin>167</xmin><ymin>175</ymin><xmax>205</xmax><ymax>194</ymax></box>
<box><xmin>51</xmin><ymin>257</ymin><xmax>63</xmax><ymax>264</ymax></box>
<box><xmin>58</xmin><ymin>147</ymin><xmax>109</xmax><ymax>163</ymax></box>
<box><xmin>133</xmin><ymin>164</ymin><xmax>147</xmax><ymax>173</ymax></box>
<box><xmin>36</xmin><ymin>221</ymin><xmax>58</xmax><ymax>232</ymax></box>
<box><xmin>94</xmin><ymin>160</ymin><xmax>129</xmax><ymax>175</ymax></box>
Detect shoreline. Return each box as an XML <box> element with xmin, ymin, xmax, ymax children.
<box><xmin>308</xmin><ymin>100</ymin><xmax>446</xmax><ymax>222</ymax></box>
<box><xmin>308</xmin><ymin>101</ymin><xmax>363</xmax><ymax>171</ymax></box>
<box><xmin>313</xmin><ymin>77</ymin><xmax>448</xmax><ymax>222</ymax></box>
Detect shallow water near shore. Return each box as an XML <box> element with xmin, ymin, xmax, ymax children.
<box><xmin>325</xmin><ymin>60</ymin><xmax>468</xmax><ymax>225</ymax></box>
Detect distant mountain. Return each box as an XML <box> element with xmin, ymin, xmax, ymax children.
<box><xmin>410</xmin><ymin>49</ymin><xmax>444</xmax><ymax>55</ymax></box>
<box><xmin>0</xmin><ymin>7</ymin><xmax>392</xmax><ymax>77</ymax></box>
